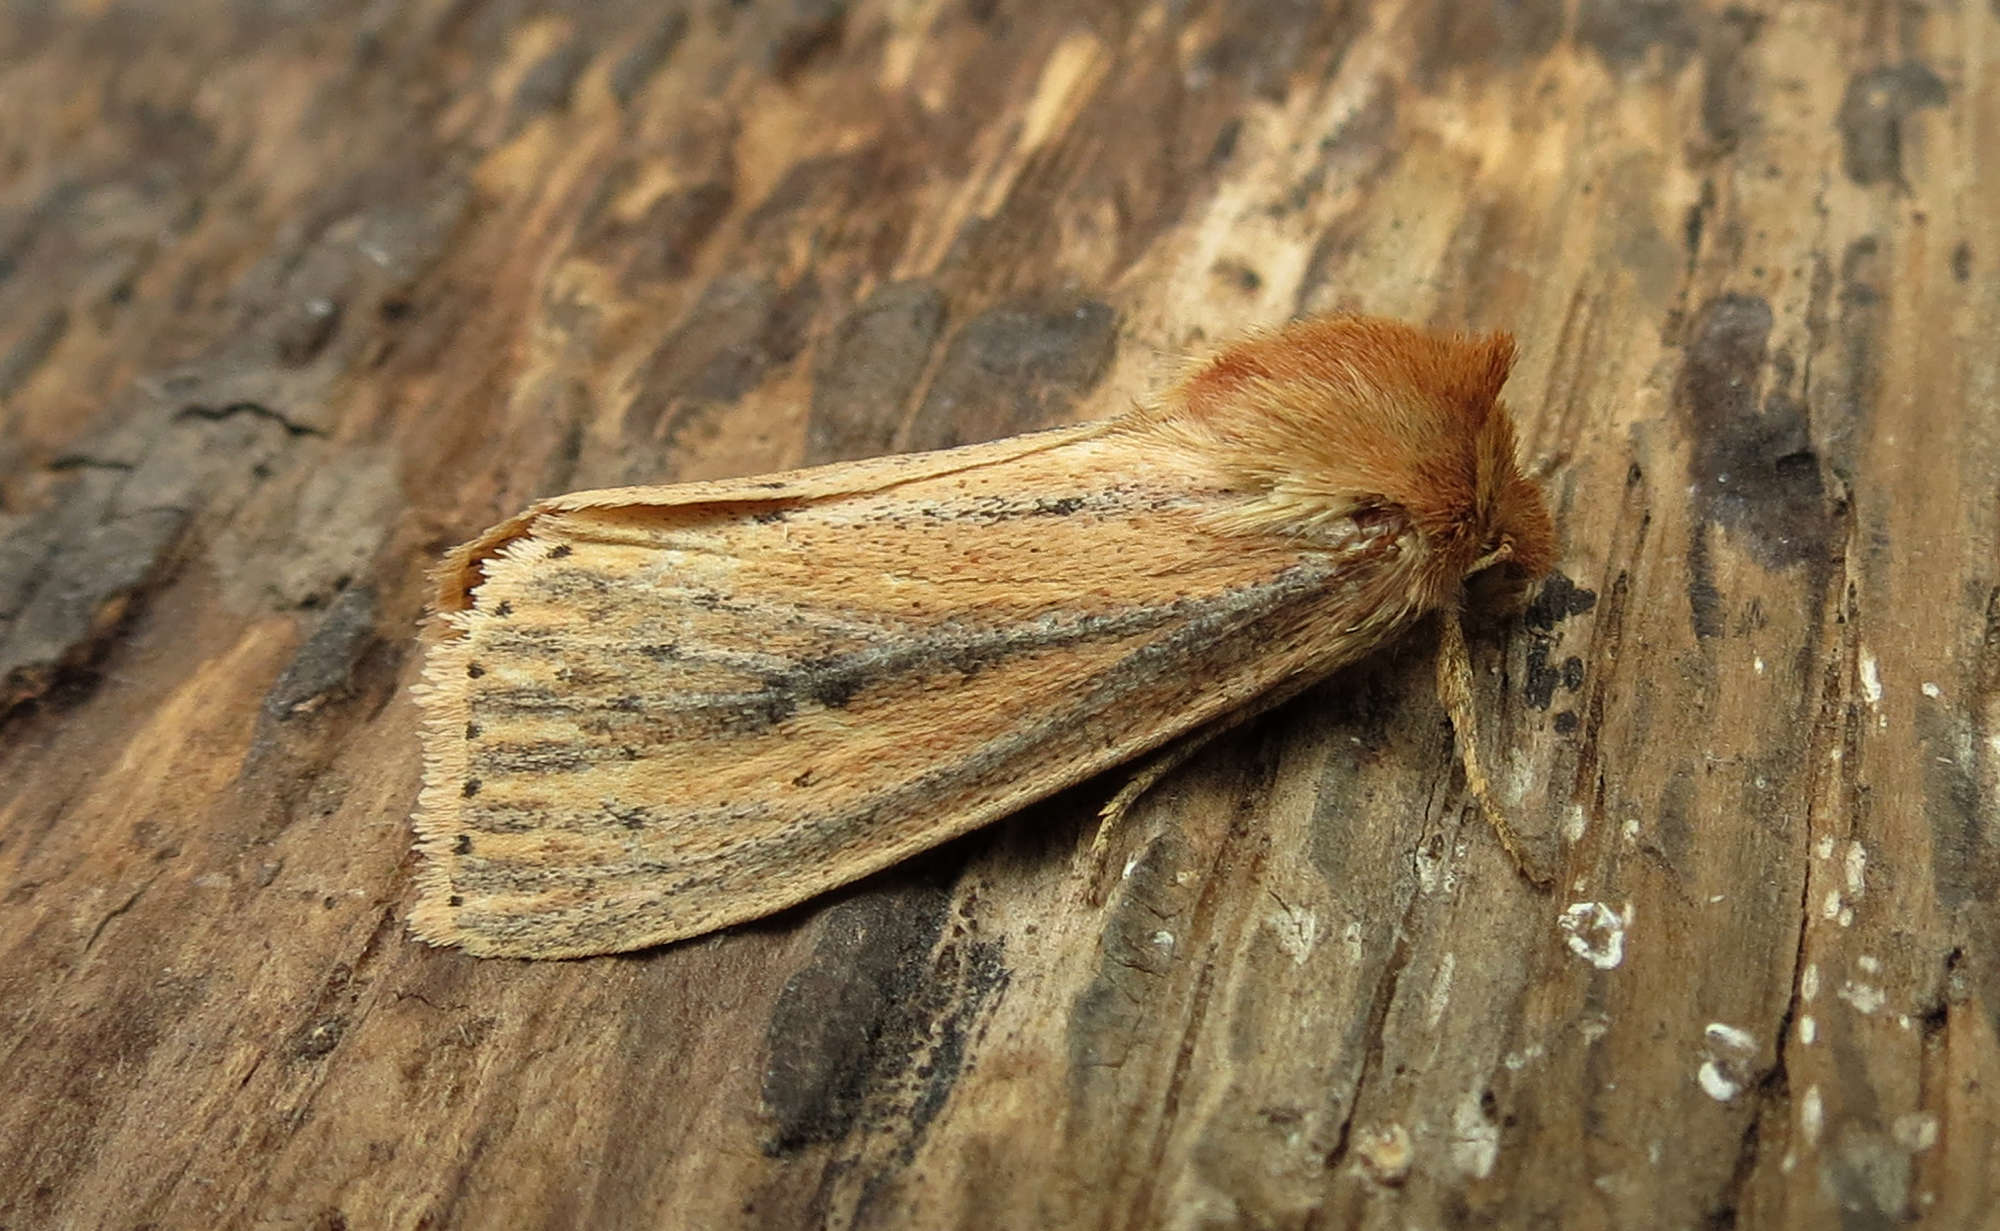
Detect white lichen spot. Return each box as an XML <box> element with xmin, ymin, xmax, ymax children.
<box><xmin>1266</xmin><ymin>904</ymin><xmax>1317</xmax><ymax>965</ymax></box>
<box><xmin>1845</xmin><ymin>843</ymin><xmax>1867</xmax><ymax>897</ymax></box>
<box><xmin>1699</xmin><ymin>1023</ymin><xmax>1757</xmax><ymax>1101</ymax></box>
<box><xmin>1802</xmin><ymin>963</ymin><xmax>1820</xmax><ymax>1001</ymax></box>
<box><xmin>1705</xmin><ymin>1022</ymin><xmax>1755</xmax><ymax>1052</ymax></box>
<box><xmin>1698</xmin><ymin>1061</ymin><xmax>1741</xmax><ymax>1101</ymax></box>
<box><xmin>1893</xmin><ymin>1113</ymin><xmax>1939</xmax><ymax>1152</ymax></box>
<box><xmin>1710</xmin><ymin>893</ymin><xmax>1726</xmax><ymax>904</ymax></box>
<box><xmin>1801</xmin><ymin>1086</ymin><xmax>1824</xmax><ymax>1145</ymax></box>
<box><xmin>1799</xmin><ymin>1015</ymin><xmax>1817</xmax><ymax>1045</ymax></box>
<box><xmin>1838</xmin><ymin>981</ymin><xmax>1885</xmax><ymax>1015</ymax></box>
<box><xmin>1857</xmin><ymin>954</ymin><xmax>1880</xmax><ymax>975</ymax></box>
<box><xmin>1921</xmin><ymin>681</ymin><xmax>1941</xmax><ymax>699</ymax></box>
<box><xmin>1121</xmin><ymin>855</ymin><xmax>1140</xmax><ymax>880</ymax></box>
<box><xmin>1414</xmin><ymin>840</ymin><xmax>1447</xmax><ymax>895</ymax></box>
<box><xmin>1621</xmin><ymin>817</ymin><xmax>1640</xmax><ymax>843</ymax></box>
<box><xmin>1562</xmin><ymin>803</ymin><xmax>1588</xmax><ymax>843</ymax></box>
<box><xmin>1426</xmin><ymin>952</ymin><xmax>1456</xmax><ymax>1029</ymax></box>
<box><xmin>1815</xmin><ymin>835</ymin><xmax>1836</xmax><ymax>861</ymax></box>
<box><xmin>1839</xmin><ymin>906</ymin><xmax>1854</xmax><ymax>928</ymax></box>
<box><xmin>1781</xmin><ymin>1151</ymin><xmax>1797</xmax><ymax>1174</ymax></box>
<box><xmin>1449</xmin><ymin>1092</ymin><xmax>1500</xmax><ymax>1180</ymax></box>
<box><xmin>1858</xmin><ymin>649</ymin><xmax>1883</xmax><ymax>706</ymax></box>
<box><xmin>1151</xmin><ymin>929</ymin><xmax>1176</xmax><ymax>953</ymax></box>
<box><xmin>1503</xmin><ymin>1043</ymin><xmax>1545</xmax><ymax>1072</ymax></box>
<box><xmin>1577</xmin><ymin>1014</ymin><xmax>1612</xmax><ymax>1045</ymax></box>
<box><xmin>1558</xmin><ymin>901</ymin><xmax>1627</xmax><ymax>970</ymax></box>
<box><xmin>1822</xmin><ymin>889</ymin><xmax>1844</xmax><ymax>920</ymax></box>
<box><xmin>1754</xmin><ymin>656</ymin><xmax>1766</xmax><ymax>675</ymax></box>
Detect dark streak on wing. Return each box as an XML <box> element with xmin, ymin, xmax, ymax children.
<box><xmin>895</xmin><ymin>486</ymin><xmax>1198</xmax><ymax>526</ymax></box>
<box><xmin>531</xmin><ymin>566</ymin><xmax>616</xmax><ymax>599</ymax></box>
<box><xmin>468</xmin><ymin>592</ymin><xmax>1214</xmax><ymax>775</ymax></box>
<box><xmin>463</xmin><ymin>801</ymin><xmax>574</xmax><ymax>834</ymax></box>
<box><xmin>474</xmin><ymin>686</ymin><xmax>648</xmax><ymax>714</ymax></box>
<box><xmin>459</xmin><ymin>802</ymin><xmax>780</xmax><ymax>888</ymax></box>
<box><xmin>476</xmin><ymin>627</ymin><xmax>801</xmax><ymax>677</ymax></box>
<box><xmin>468</xmin><ymin>740</ymin><xmax>598</xmax><ymax>775</ymax></box>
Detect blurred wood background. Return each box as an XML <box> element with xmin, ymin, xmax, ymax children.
<box><xmin>2</xmin><ymin>1</ymin><xmax>1994</xmax><ymax>1227</ymax></box>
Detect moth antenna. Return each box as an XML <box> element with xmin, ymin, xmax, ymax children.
<box><xmin>1436</xmin><ymin>611</ymin><xmax>1553</xmax><ymax>890</ymax></box>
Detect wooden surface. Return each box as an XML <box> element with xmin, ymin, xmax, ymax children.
<box><xmin>2</xmin><ymin>1</ymin><xmax>1995</xmax><ymax>1227</ymax></box>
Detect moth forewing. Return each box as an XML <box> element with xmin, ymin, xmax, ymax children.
<box><xmin>412</xmin><ymin>430</ymin><xmax>1420</xmax><ymax>958</ymax></box>
<box><xmin>411</xmin><ymin>313</ymin><xmax>1556</xmax><ymax>958</ymax></box>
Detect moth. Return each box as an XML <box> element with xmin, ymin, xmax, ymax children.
<box><xmin>412</xmin><ymin>313</ymin><xmax>1557</xmax><ymax>958</ymax></box>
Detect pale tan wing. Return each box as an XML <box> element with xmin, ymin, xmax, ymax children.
<box><xmin>428</xmin><ymin>424</ymin><xmax>1107</xmax><ymax>610</ymax></box>
<box><xmin>412</xmin><ymin>425</ymin><xmax>1423</xmax><ymax>957</ymax></box>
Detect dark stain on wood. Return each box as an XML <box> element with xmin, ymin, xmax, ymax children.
<box><xmin>622</xmin><ymin>273</ymin><xmax>820</xmax><ymax>450</ymax></box>
<box><xmin>1</xmin><ymin>506</ymin><xmax>187</xmax><ymax>710</ymax></box>
<box><xmin>1521</xmin><ymin>571</ymin><xmax>1599</xmax><ymax>632</ymax></box>
<box><xmin>264</xmin><ymin>585</ymin><xmax>380</xmax><ymax>720</ymax></box>
<box><xmin>1676</xmin><ymin>294</ymin><xmax>1829</xmax><ymax>575</ymax></box>
<box><xmin>1836</xmin><ymin>63</ymin><xmax>1948</xmax><ymax>188</ymax></box>
<box><xmin>1697</xmin><ymin>7</ymin><xmax>1764</xmax><ymax>158</ymax></box>
<box><xmin>1192</xmin><ymin>0</ymin><xmax>1353</xmax><ymax>103</ymax></box>
<box><xmin>0</xmin><ymin>305</ymin><xmax>69</xmax><ymax>399</ymax></box>
<box><xmin>806</xmin><ymin>281</ymin><xmax>947</xmax><ymax>464</ymax></box>
<box><xmin>580</xmin><ymin>166</ymin><xmax>736</xmax><ymax>287</ymax></box>
<box><xmin>609</xmin><ymin>11</ymin><xmax>690</xmax><ymax>103</ymax></box>
<box><xmin>904</xmin><ymin>299</ymin><xmax>1117</xmax><ymax>450</ymax></box>
<box><xmin>511</xmin><ymin>39</ymin><xmax>591</xmax><ymax>124</ymax></box>
<box><xmin>1575</xmin><ymin>0</ymin><xmax>1699</xmax><ymax>73</ymax></box>
<box><xmin>1412</xmin><ymin>0</ymin><xmax>1563</xmax><ymax>83</ymax></box>
<box><xmin>768</xmin><ymin>0</ymin><xmax>849</xmax><ymax>82</ymax></box>
<box><xmin>759</xmin><ymin>881</ymin><xmax>954</xmax><ymax>1152</ymax></box>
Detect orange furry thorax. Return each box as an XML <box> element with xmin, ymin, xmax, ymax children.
<box><xmin>1147</xmin><ymin>314</ymin><xmax>1555</xmax><ymax>605</ymax></box>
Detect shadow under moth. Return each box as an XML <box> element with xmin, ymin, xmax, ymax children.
<box><xmin>412</xmin><ymin>314</ymin><xmax>1557</xmax><ymax>958</ymax></box>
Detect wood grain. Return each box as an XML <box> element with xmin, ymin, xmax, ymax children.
<box><xmin>1</xmin><ymin>1</ymin><xmax>1993</xmax><ymax>1227</ymax></box>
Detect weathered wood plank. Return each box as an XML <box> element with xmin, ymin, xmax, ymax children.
<box><xmin>1</xmin><ymin>1</ymin><xmax>1994</xmax><ymax>1227</ymax></box>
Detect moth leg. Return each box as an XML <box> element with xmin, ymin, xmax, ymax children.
<box><xmin>1084</xmin><ymin>670</ymin><xmax>1333</xmax><ymax>902</ymax></box>
<box><xmin>1436</xmin><ymin>612</ymin><xmax>1554</xmax><ymax>889</ymax></box>
<box><xmin>1083</xmin><ymin>666</ymin><xmax>1338</xmax><ymax>904</ymax></box>
<box><xmin>1083</xmin><ymin>721</ymin><xmax>1237</xmax><ymax>905</ymax></box>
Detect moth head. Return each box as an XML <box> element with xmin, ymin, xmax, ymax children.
<box><xmin>1459</xmin><ymin>402</ymin><xmax>1557</xmax><ymax>615</ymax></box>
